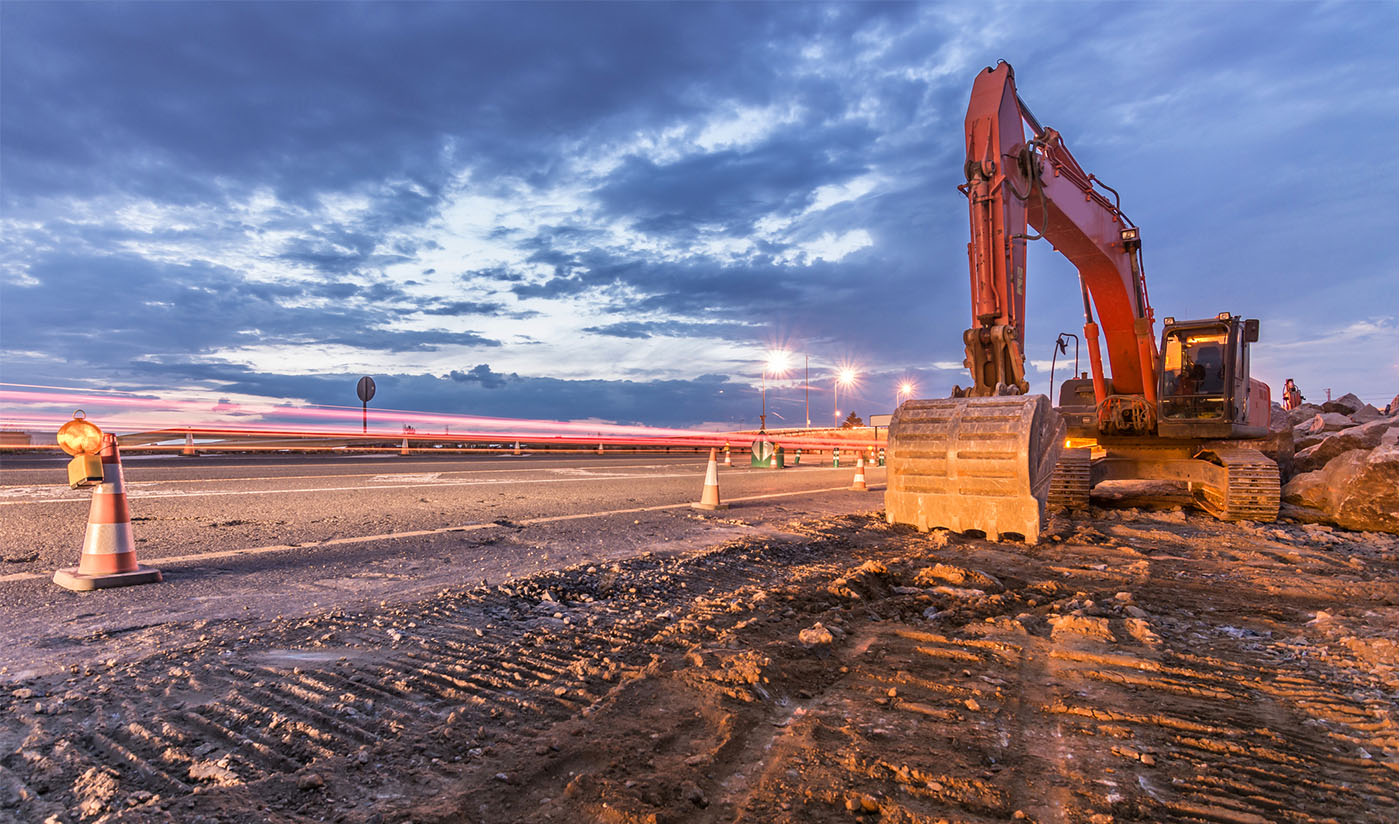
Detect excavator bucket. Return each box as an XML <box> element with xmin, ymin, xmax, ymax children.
<box><xmin>885</xmin><ymin>395</ymin><xmax>1065</xmax><ymax>543</ymax></box>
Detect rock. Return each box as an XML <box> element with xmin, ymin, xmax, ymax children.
<box><xmin>1048</xmin><ymin>614</ymin><xmax>1114</xmax><ymax>642</ymax></box>
<box><xmin>1283</xmin><ymin>442</ymin><xmax>1398</xmax><ymax>533</ymax></box>
<box><xmin>913</xmin><ymin>563</ymin><xmax>1003</xmax><ymax>592</ymax></box>
<box><xmin>1321</xmin><ymin>392</ymin><xmax>1365</xmax><ymax>415</ymax></box>
<box><xmin>1292</xmin><ymin>420</ymin><xmax>1394</xmax><ymax>474</ymax></box>
<box><xmin>1350</xmin><ymin>404</ymin><xmax>1384</xmax><ymax>424</ymax></box>
<box><xmin>1269</xmin><ymin>403</ymin><xmax>1289</xmax><ymax>431</ymax></box>
<box><xmin>189</xmin><ymin>760</ymin><xmax>241</xmax><ymax>786</ymax></box>
<box><xmin>1386</xmin><ymin>395</ymin><xmax>1399</xmax><ymax>416</ymax></box>
<box><xmin>296</xmin><ymin>772</ymin><xmax>324</xmax><ymax>790</ymax></box>
<box><xmin>1293</xmin><ymin>431</ymin><xmax>1331</xmax><ymax>452</ymax></box>
<box><xmin>74</xmin><ymin>766</ymin><xmax>120</xmax><ymax>818</ymax></box>
<box><xmin>798</xmin><ymin>623</ymin><xmax>834</xmax><ymax>646</ymax></box>
<box><xmin>682</xmin><ymin>780</ymin><xmax>708</xmax><ymax>807</ymax></box>
<box><xmin>1286</xmin><ymin>403</ymin><xmax>1325</xmax><ymax>426</ymax></box>
<box><xmin>1294</xmin><ymin>413</ymin><xmax>1354</xmax><ymax>438</ymax></box>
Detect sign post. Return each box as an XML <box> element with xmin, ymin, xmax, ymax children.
<box><xmin>356</xmin><ymin>377</ymin><xmax>376</xmax><ymax>434</ymax></box>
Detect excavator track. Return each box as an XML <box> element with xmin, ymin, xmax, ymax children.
<box><xmin>1046</xmin><ymin>447</ymin><xmax>1092</xmax><ymax>511</ymax></box>
<box><xmin>885</xmin><ymin>395</ymin><xmax>1064</xmax><ymax>543</ymax></box>
<box><xmin>1191</xmin><ymin>447</ymin><xmax>1281</xmax><ymax>522</ymax></box>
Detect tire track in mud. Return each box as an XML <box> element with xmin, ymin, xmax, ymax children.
<box><xmin>0</xmin><ymin>510</ymin><xmax>1394</xmax><ymax>823</ymax></box>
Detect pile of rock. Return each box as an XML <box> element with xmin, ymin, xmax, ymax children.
<box><xmin>1280</xmin><ymin>392</ymin><xmax>1398</xmax><ymax>533</ymax></box>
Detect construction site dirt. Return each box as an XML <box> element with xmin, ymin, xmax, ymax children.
<box><xmin>1</xmin><ymin>481</ymin><xmax>1394</xmax><ymax>824</ymax></box>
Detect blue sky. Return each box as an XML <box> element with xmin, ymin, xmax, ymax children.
<box><xmin>2</xmin><ymin>1</ymin><xmax>1396</xmax><ymax>428</ymax></box>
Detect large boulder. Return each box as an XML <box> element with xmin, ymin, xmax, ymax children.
<box><xmin>1386</xmin><ymin>395</ymin><xmax>1399</xmax><ymax>416</ymax></box>
<box><xmin>1282</xmin><ymin>441</ymin><xmax>1398</xmax><ymax>533</ymax></box>
<box><xmin>1292</xmin><ymin>420</ymin><xmax>1395</xmax><ymax>474</ymax></box>
<box><xmin>1350</xmin><ymin>404</ymin><xmax>1385</xmax><ymax>424</ymax></box>
<box><xmin>1286</xmin><ymin>403</ymin><xmax>1325</xmax><ymax>426</ymax></box>
<box><xmin>1321</xmin><ymin>392</ymin><xmax>1365</xmax><ymax>416</ymax></box>
<box><xmin>1294</xmin><ymin>412</ymin><xmax>1355</xmax><ymax>438</ymax></box>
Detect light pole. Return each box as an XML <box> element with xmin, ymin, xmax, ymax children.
<box><xmin>804</xmin><ymin>354</ymin><xmax>810</xmax><ymax>429</ymax></box>
<box><xmin>761</xmin><ymin>350</ymin><xmax>789</xmax><ymax>433</ymax></box>
<box><xmin>835</xmin><ymin>368</ymin><xmax>856</xmax><ymax>428</ymax></box>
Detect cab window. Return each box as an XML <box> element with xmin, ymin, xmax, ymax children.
<box><xmin>1161</xmin><ymin>328</ymin><xmax>1228</xmax><ymax>419</ymax></box>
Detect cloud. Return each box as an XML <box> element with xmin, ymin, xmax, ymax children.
<box><xmin>448</xmin><ymin>363</ymin><xmax>512</xmax><ymax>389</ymax></box>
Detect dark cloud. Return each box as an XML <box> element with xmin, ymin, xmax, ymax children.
<box><xmin>420</xmin><ymin>300</ymin><xmax>508</xmax><ymax>316</ymax></box>
<box><xmin>594</xmin><ymin>130</ymin><xmax>872</xmax><ymax>236</ymax></box>
<box><xmin>448</xmin><ymin>364</ymin><xmax>512</xmax><ymax>389</ymax></box>
<box><xmin>0</xmin><ymin>253</ymin><xmax>500</xmax><ymax>366</ymax></box>
<box><xmin>583</xmin><ymin>320</ymin><xmax>756</xmax><ymax>340</ymax></box>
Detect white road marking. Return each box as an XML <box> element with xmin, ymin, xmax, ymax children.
<box><xmin>368</xmin><ymin>473</ymin><xmax>442</xmax><ymax>483</ymax></box>
<box><xmin>0</xmin><ymin>483</ymin><xmax>880</xmax><ymax>585</ymax></box>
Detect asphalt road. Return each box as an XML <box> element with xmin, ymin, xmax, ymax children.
<box><xmin>0</xmin><ymin>451</ymin><xmax>885</xmax><ymax>678</ymax></box>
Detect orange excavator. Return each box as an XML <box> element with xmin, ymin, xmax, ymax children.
<box><xmin>885</xmin><ymin>62</ymin><xmax>1281</xmax><ymax>542</ymax></box>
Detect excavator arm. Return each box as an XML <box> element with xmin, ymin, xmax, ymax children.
<box><xmin>959</xmin><ymin>61</ymin><xmax>1158</xmax><ymax>422</ymax></box>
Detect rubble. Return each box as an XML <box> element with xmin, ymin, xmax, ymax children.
<box><xmin>1280</xmin><ymin>391</ymin><xmax>1398</xmax><ymax>534</ymax></box>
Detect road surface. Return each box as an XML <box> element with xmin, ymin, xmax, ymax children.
<box><xmin>0</xmin><ymin>451</ymin><xmax>884</xmax><ymax>677</ymax></box>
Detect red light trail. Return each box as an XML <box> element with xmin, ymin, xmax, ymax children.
<box><xmin>0</xmin><ymin>384</ymin><xmax>881</xmax><ymax>453</ymax></box>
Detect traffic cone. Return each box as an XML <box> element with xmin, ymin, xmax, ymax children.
<box><xmin>53</xmin><ymin>435</ymin><xmax>162</xmax><ymax>591</ymax></box>
<box><xmin>513</xmin><ymin>441</ymin><xmax>522</xmax><ymax>456</ymax></box>
<box><xmin>181</xmin><ymin>431</ymin><xmax>196</xmax><ymax>457</ymax></box>
<box><xmin>692</xmin><ymin>448</ymin><xmax>729</xmax><ymax>510</ymax></box>
<box><xmin>722</xmin><ymin>445</ymin><xmax>732</xmax><ymax>467</ymax></box>
<box><xmin>400</xmin><ymin>436</ymin><xmax>411</xmax><ymax>456</ymax></box>
<box><xmin>850</xmin><ymin>454</ymin><xmax>868</xmax><ymax>491</ymax></box>
<box><xmin>597</xmin><ymin>443</ymin><xmax>605</xmax><ymax>455</ymax></box>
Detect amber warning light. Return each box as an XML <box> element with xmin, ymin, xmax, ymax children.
<box><xmin>58</xmin><ymin>410</ymin><xmax>104</xmax><ymax>488</ymax></box>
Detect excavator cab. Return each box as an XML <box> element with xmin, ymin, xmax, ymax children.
<box><xmin>1157</xmin><ymin>314</ymin><xmax>1265</xmax><ymax>439</ymax></box>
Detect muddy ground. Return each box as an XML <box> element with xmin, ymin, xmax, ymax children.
<box><xmin>1</xmin><ymin>493</ymin><xmax>1396</xmax><ymax>823</ymax></box>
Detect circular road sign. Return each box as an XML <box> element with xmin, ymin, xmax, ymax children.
<box><xmin>356</xmin><ymin>376</ymin><xmax>377</xmax><ymax>403</ymax></box>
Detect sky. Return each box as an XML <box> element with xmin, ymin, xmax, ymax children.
<box><xmin>2</xmin><ymin>1</ymin><xmax>1397</xmax><ymax>431</ymax></box>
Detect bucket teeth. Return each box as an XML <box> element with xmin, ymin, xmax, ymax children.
<box><xmin>884</xmin><ymin>396</ymin><xmax>1064</xmax><ymax>543</ymax></box>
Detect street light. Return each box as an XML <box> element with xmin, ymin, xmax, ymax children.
<box><xmin>896</xmin><ymin>380</ymin><xmax>916</xmax><ymax>413</ymax></box>
<box><xmin>835</xmin><ymin>367</ymin><xmax>857</xmax><ymax>428</ymax></box>
<box><xmin>761</xmin><ymin>350</ymin><xmax>790</xmax><ymax>433</ymax></box>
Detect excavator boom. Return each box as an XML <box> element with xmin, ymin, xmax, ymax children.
<box><xmin>960</xmin><ymin>61</ymin><xmax>1157</xmax><ymax>409</ymax></box>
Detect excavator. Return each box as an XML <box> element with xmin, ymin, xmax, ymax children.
<box><xmin>885</xmin><ymin>62</ymin><xmax>1281</xmax><ymax>542</ymax></box>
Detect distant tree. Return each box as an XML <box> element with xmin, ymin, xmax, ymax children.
<box><xmin>841</xmin><ymin>412</ymin><xmax>864</xmax><ymax>428</ymax></box>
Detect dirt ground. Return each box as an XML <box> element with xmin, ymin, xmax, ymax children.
<box><xmin>2</xmin><ymin>491</ymin><xmax>1396</xmax><ymax>823</ymax></box>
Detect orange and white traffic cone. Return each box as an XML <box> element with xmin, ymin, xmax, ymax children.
<box><xmin>850</xmin><ymin>454</ymin><xmax>868</xmax><ymax>491</ymax></box>
<box><xmin>597</xmin><ymin>443</ymin><xmax>605</xmax><ymax>455</ymax></box>
<box><xmin>181</xmin><ymin>431</ymin><xmax>197</xmax><ymax>457</ymax></box>
<box><xmin>513</xmin><ymin>441</ymin><xmax>522</xmax><ymax>456</ymax></box>
<box><xmin>53</xmin><ymin>435</ymin><xmax>162</xmax><ymax>591</ymax></box>
<box><xmin>400</xmin><ymin>436</ymin><xmax>411</xmax><ymax>456</ymax></box>
<box><xmin>692</xmin><ymin>448</ymin><xmax>729</xmax><ymax>510</ymax></box>
<box><xmin>722</xmin><ymin>445</ymin><xmax>732</xmax><ymax>467</ymax></box>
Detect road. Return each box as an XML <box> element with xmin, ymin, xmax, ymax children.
<box><xmin>0</xmin><ymin>451</ymin><xmax>885</xmax><ymax>677</ymax></box>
